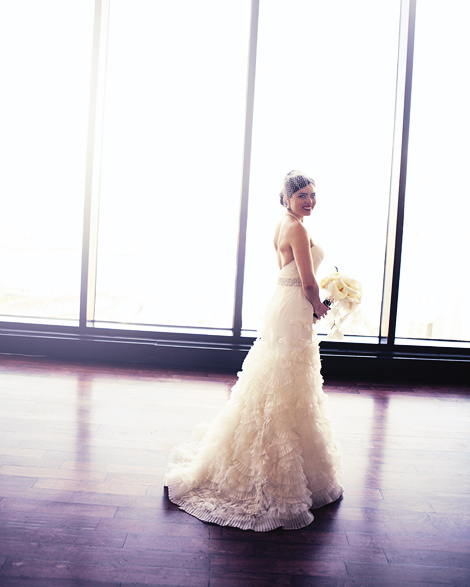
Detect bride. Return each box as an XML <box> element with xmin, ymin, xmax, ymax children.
<box><xmin>164</xmin><ymin>170</ymin><xmax>343</xmax><ymax>531</ymax></box>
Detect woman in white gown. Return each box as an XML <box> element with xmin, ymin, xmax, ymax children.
<box><xmin>164</xmin><ymin>171</ymin><xmax>343</xmax><ymax>531</ymax></box>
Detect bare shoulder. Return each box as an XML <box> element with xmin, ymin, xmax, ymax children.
<box><xmin>288</xmin><ymin>219</ymin><xmax>309</xmax><ymax>242</ymax></box>
<box><xmin>289</xmin><ymin>224</ymin><xmax>317</xmax><ymax>255</ymax></box>
<box><xmin>277</xmin><ymin>217</ymin><xmax>306</xmax><ymax>246</ymax></box>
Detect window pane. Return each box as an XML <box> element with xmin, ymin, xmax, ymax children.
<box><xmin>0</xmin><ymin>1</ymin><xmax>94</xmax><ymax>323</ymax></box>
<box><xmin>94</xmin><ymin>0</ymin><xmax>251</xmax><ymax>329</ymax></box>
<box><xmin>243</xmin><ymin>0</ymin><xmax>401</xmax><ymax>336</ymax></box>
<box><xmin>396</xmin><ymin>0</ymin><xmax>470</xmax><ymax>343</ymax></box>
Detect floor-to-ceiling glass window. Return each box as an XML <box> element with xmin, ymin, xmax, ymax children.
<box><xmin>242</xmin><ymin>0</ymin><xmax>401</xmax><ymax>337</ymax></box>
<box><xmin>395</xmin><ymin>0</ymin><xmax>470</xmax><ymax>343</ymax></box>
<box><xmin>0</xmin><ymin>1</ymin><xmax>95</xmax><ymax>322</ymax></box>
<box><xmin>1</xmin><ymin>0</ymin><xmax>468</xmax><ymax>359</ymax></box>
<box><xmin>92</xmin><ymin>0</ymin><xmax>251</xmax><ymax>330</ymax></box>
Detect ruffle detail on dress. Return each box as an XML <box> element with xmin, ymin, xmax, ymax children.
<box><xmin>164</xmin><ymin>333</ymin><xmax>343</xmax><ymax>532</ymax></box>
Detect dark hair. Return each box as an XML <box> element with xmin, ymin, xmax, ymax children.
<box><xmin>279</xmin><ymin>170</ymin><xmax>315</xmax><ymax>206</ymax></box>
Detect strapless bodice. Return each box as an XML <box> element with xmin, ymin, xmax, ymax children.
<box><xmin>278</xmin><ymin>244</ymin><xmax>324</xmax><ymax>284</ymax></box>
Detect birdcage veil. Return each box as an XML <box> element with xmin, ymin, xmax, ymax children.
<box><xmin>279</xmin><ymin>170</ymin><xmax>315</xmax><ymax>207</ymax></box>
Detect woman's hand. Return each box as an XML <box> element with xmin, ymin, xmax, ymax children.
<box><xmin>313</xmin><ymin>301</ymin><xmax>330</xmax><ymax>320</ymax></box>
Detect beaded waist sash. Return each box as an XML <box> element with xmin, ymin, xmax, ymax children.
<box><xmin>278</xmin><ymin>277</ymin><xmax>302</xmax><ymax>286</ymax></box>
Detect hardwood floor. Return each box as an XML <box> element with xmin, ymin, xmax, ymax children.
<box><xmin>0</xmin><ymin>356</ymin><xmax>469</xmax><ymax>587</ymax></box>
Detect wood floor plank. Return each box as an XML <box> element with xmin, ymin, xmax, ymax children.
<box><xmin>123</xmin><ymin>532</ymin><xmax>255</xmax><ymax>555</ymax></box>
<box><xmin>0</xmin><ymin>487</ymin><xmax>74</xmax><ymax>503</ymax></box>
<box><xmin>0</xmin><ymin>465</ymin><xmax>107</xmax><ymax>482</ymax></box>
<box><xmin>113</xmin><ymin>504</ymin><xmax>204</xmax><ymax>525</ymax></box>
<box><xmin>0</xmin><ymin>579</ymin><xmax>120</xmax><ymax>587</ymax></box>
<box><xmin>97</xmin><ymin>517</ymin><xmax>212</xmax><ymax>538</ymax></box>
<box><xmin>343</xmin><ymin>497</ymin><xmax>435</xmax><ymax>513</ymax></box>
<box><xmin>210</xmin><ymin>553</ymin><xmax>348</xmax><ymax>578</ymax></box>
<box><xmin>32</xmin><ymin>478</ymin><xmax>150</xmax><ymax>496</ymax></box>
<box><xmin>0</xmin><ymin>475</ymin><xmax>37</xmax><ymax>489</ymax></box>
<box><xmin>0</xmin><ymin>513</ymin><xmax>101</xmax><ymax>533</ymax></box>
<box><xmin>68</xmin><ymin>490</ymin><xmax>170</xmax><ymax>509</ymax></box>
<box><xmin>253</xmin><ymin>542</ymin><xmax>388</xmax><ymax>563</ymax></box>
<box><xmin>346</xmin><ymin>531</ymin><xmax>470</xmax><ymax>553</ymax></box>
<box><xmin>0</xmin><ymin>525</ymin><xmax>127</xmax><ymax>548</ymax></box>
<box><xmin>345</xmin><ymin>561</ymin><xmax>470</xmax><ymax>585</ymax></box>
<box><xmin>0</xmin><ymin>455</ymin><xmax>65</xmax><ymax>469</ymax></box>
<box><xmin>219</xmin><ymin>526</ymin><xmax>349</xmax><ymax>546</ymax></box>
<box><xmin>0</xmin><ymin>558</ymin><xmax>210</xmax><ymax>586</ymax></box>
<box><xmin>209</xmin><ymin>571</ymin><xmax>296</xmax><ymax>586</ymax></box>
<box><xmin>0</xmin><ymin>447</ymin><xmax>46</xmax><ymax>459</ymax></box>
<box><xmin>0</xmin><ymin>540</ymin><xmax>210</xmax><ymax>569</ymax></box>
<box><xmin>383</xmin><ymin>547</ymin><xmax>470</xmax><ymax>569</ymax></box>
<box><xmin>0</xmin><ymin>497</ymin><xmax>117</xmax><ymax>518</ymax></box>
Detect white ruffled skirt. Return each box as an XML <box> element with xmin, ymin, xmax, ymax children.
<box><xmin>164</xmin><ymin>280</ymin><xmax>343</xmax><ymax>531</ymax></box>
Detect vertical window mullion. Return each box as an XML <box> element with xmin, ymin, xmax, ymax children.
<box><xmin>380</xmin><ymin>0</ymin><xmax>417</xmax><ymax>345</ymax></box>
<box><xmin>80</xmin><ymin>0</ymin><xmax>110</xmax><ymax>330</ymax></box>
<box><xmin>232</xmin><ymin>0</ymin><xmax>260</xmax><ymax>340</ymax></box>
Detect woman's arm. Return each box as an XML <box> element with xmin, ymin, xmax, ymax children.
<box><xmin>290</xmin><ymin>223</ymin><xmax>329</xmax><ymax>319</ymax></box>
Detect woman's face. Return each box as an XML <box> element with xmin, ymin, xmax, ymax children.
<box><xmin>288</xmin><ymin>183</ymin><xmax>316</xmax><ymax>218</ymax></box>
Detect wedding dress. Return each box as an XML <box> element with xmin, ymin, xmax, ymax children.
<box><xmin>164</xmin><ymin>244</ymin><xmax>343</xmax><ymax>531</ymax></box>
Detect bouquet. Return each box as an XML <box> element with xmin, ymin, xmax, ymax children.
<box><xmin>319</xmin><ymin>268</ymin><xmax>363</xmax><ymax>340</ymax></box>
